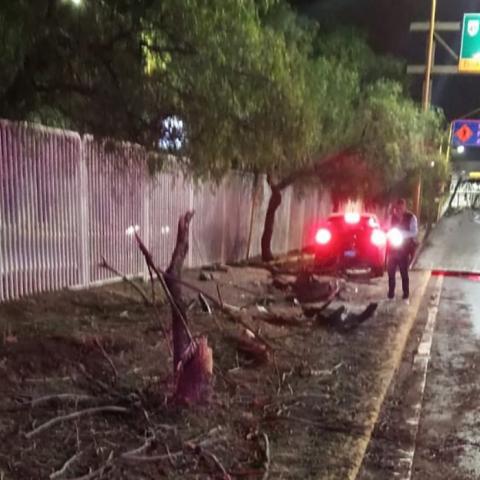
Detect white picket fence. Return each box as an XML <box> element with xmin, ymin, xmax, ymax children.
<box><xmin>0</xmin><ymin>119</ymin><xmax>333</xmax><ymax>302</ymax></box>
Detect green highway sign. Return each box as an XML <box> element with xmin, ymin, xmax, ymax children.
<box><xmin>459</xmin><ymin>13</ymin><xmax>480</xmax><ymax>73</ymax></box>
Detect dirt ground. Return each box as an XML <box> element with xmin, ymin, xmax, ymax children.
<box><xmin>0</xmin><ymin>262</ymin><xmax>423</xmax><ymax>480</ymax></box>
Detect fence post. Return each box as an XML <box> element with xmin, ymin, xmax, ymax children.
<box><xmin>143</xmin><ymin>170</ymin><xmax>151</xmax><ymax>280</ymax></box>
<box><xmin>284</xmin><ymin>187</ymin><xmax>292</xmax><ymax>255</ymax></box>
<box><xmin>221</xmin><ymin>179</ymin><xmax>227</xmax><ymax>264</ymax></box>
<box><xmin>188</xmin><ymin>178</ymin><xmax>194</xmax><ymax>268</ymax></box>
<box><xmin>0</xmin><ymin>222</ymin><xmax>3</xmax><ymax>302</ymax></box>
<box><xmin>78</xmin><ymin>137</ymin><xmax>90</xmax><ymax>287</ymax></box>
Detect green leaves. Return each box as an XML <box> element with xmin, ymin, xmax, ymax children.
<box><xmin>359</xmin><ymin>80</ymin><xmax>445</xmax><ymax>184</ymax></box>
<box><xmin>0</xmin><ymin>0</ymin><xmax>445</xmax><ymax>195</ymax></box>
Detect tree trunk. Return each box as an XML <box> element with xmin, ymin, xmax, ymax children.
<box><xmin>166</xmin><ymin>211</ymin><xmax>195</xmax><ymax>373</ymax></box>
<box><xmin>246</xmin><ymin>174</ymin><xmax>260</xmax><ymax>260</ymax></box>
<box><xmin>166</xmin><ymin>211</ymin><xmax>212</xmax><ymax>404</ymax></box>
<box><xmin>261</xmin><ymin>184</ymin><xmax>282</xmax><ymax>262</ymax></box>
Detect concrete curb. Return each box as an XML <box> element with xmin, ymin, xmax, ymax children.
<box><xmin>410</xmin><ymin>225</ymin><xmax>431</xmax><ymax>270</ymax></box>
<box><xmin>346</xmin><ymin>270</ymin><xmax>431</xmax><ymax>480</ymax></box>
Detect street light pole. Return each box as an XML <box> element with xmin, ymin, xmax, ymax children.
<box><xmin>423</xmin><ymin>0</ymin><xmax>438</xmax><ymax>111</ymax></box>
<box><xmin>414</xmin><ymin>0</ymin><xmax>438</xmax><ymax>218</ymax></box>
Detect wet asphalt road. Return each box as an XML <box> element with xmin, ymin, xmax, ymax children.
<box><xmin>411</xmin><ymin>275</ymin><xmax>480</xmax><ymax>480</ymax></box>
<box><xmin>359</xmin><ymin>266</ymin><xmax>480</xmax><ymax>478</ymax></box>
<box><xmin>359</xmin><ymin>209</ymin><xmax>480</xmax><ymax>479</ymax></box>
<box><xmin>415</xmin><ymin>209</ymin><xmax>480</xmax><ymax>273</ymax></box>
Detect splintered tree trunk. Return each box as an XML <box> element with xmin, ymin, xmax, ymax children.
<box><xmin>166</xmin><ymin>211</ymin><xmax>212</xmax><ymax>404</ymax></box>
<box><xmin>261</xmin><ymin>185</ymin><xmax>282</xmax><ymax>262</ymax></box>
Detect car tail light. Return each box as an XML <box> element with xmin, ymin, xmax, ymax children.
<box><xmin>344</xmin><ymin>212</ymin><xmax>360</xmax><ymax>224</ymax></box>
<box><xmin>315</xmin><ymin>228</ymin><xmax>332</xmax><ymax>245</ymax></box>
<box><xmin>387</xmin><ymin>228</ymin><xmax>404</xmax><ymax>248</ymax></box>
<box><xmin>371</xmin><ymin>229</ymin><xmax>386</xmax><ymax>247</ymax></box>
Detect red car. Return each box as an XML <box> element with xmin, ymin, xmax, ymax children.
<box><xmin>311</xmin><ymin>212</ymin><xmax>387</xmax><ymax>277</ymax></box>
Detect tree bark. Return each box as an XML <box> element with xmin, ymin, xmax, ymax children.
<box><xmin>246</xmin><ymin>174</ymin><xmax>260</xmax><ymax>260</ymax></box>
<box><xmin>261</xmin><ymin>183</ymin><xmax>282</xmax><ymax>262</ymax></box>
<box><xmin>166</xmin><ymin>211</ymin><xmax>212</xmax><ymax>404</ymax></box>
<box><xmin>165</xmin><ymin>211</ymin><xmax>196</xmax><ymax>375</ymax></box>
<box><xmin>259</xmin><ymin>151</ymin><xmax>354</xmax><ymax>262</ymax></box>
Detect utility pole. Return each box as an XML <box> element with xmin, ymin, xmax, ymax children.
<box><xmin>413</xmin><ymin>0</ymin><xmax>438</xmax><ymax>218</ymax></box>
<box><xmin>423</xmin><ymin>0</ymin><xmax>437</xmax><ymax>111</ymax></box>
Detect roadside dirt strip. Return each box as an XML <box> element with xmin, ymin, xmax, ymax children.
<box><xmin>342</xmin><ymin>271</ymin><xmax>431</xmax><ymax>480</ymax></box>
<box><xmin>0</xmin><ymin>267</ymin><xmax>431</xmax><ymax>479</ymax></box>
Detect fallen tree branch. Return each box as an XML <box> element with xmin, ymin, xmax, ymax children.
<box><xmin>28</xmin><ymin>394</ymin><xmax>95</xmax><ymax>408</ymax></box>
<box><xmin>121</xmin><ymin>436</ymin><xmax>156</xmax><ymax>458</ymax></box>
<box><xmin>101</xmin><ymin>256</ymin><xmax>172</xmax><ymax>354</ymax></box>
<box><xmin>253</xmin><ymin>313</ymin><xmax>309</xmax><ymax>328</ymax></box>
<box><xmin>25</xmin><ymin>406</ymin><xmax>129</xmax><ymax>439</ymax></box>
<box><xmin>93</xmin><ymin>337</ymin><xmax>118</xmax><ymax>384</ymax></box>
<box><xmin>120</xmin><ymin>450</ymin><xmax>183</xmax><ymax>463</ymax></box>
<box><xmin>261</xmin><ymin>433</ymin><xmax>271</xmax><ymax>480</ymax></box>
<box><xmin>216</xmin><ymin>284</ymin><xmax>224</xmax><ymax>309</ymax></box>
<box><xmin>74</xmin><ymin>363</ymin><xmax>114</xmax><ymax>395</ymax></box>
<box><xmin>201</xmin><ymin>449</ymin><xmax>231</xmax><ymax>479</ymax></box>
<box><xmin>50</xmin><ymin>451</ymin><xmax>83</xmax><ymax>479</ymax></box>
<box><xmin>64</xmin><ymin>450</ymin><xmax>114</xmax><ymax>480</ymax></box>
<box><xmin>99</xmin><ymin>257</ymin><xmax>151</xmax><ymax>305</ymax></box>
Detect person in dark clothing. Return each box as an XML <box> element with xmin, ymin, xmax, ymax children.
<box><xmin>387</xmin><ymin>198</ymin><xmax>418</xmax><ymax>301</ymax></box>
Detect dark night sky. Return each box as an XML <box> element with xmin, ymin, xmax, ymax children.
<box><xmin>292</xmin><ymin>0</ymin><xmax>480</xmax><ymax>120</ymax></box>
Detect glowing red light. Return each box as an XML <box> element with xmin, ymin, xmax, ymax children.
<box><xmin>344</xmin><ymin>212</ymin><xmax>360</xmax><ymax>224</ymax></box>
<box><xmin>387</xmin><ymin>228</ymin><xmax>403</xmax><ymax>248</ymax></box>
<box><xmin>371</xmin><ymin>229</ymin><xmax>386</xmax><ymax>247</ymax></box>
<box><xmin>315</xmin><ymin>228</ymin><xmax>332</xmax><ymax>245</ymax></box>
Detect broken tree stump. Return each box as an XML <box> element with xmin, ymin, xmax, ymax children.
<box><xmin>166</xmin><ymin>211</ymin><xmax>213</xmax><ymax>404</ymax></box>
<box><xmin>175</xmin><ymin>337</ymin><xmax>213</xmax><ymax>403</ymax></box>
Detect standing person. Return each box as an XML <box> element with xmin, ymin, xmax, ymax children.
<box><xmin>387</xmin><ymin>198</ymin><xmax>418</xmax><ymax>301</ymax></box>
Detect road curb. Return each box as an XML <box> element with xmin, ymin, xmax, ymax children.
<box><xmin>411</xmin><ymin>225</ymin><xmax>431</xmax><ymax>269</ymax></box>
<box><xmin>346</xmin><ymin>270</ymin><xmax>431</xmax><ymax>480</ymax></box>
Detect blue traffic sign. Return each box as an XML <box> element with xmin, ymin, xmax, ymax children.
<box><xmin>452</xmin><ymin>120</ymin><xmax>480</xmax><ymax>147</ymax></box>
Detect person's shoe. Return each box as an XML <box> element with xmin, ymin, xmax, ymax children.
<box><xmin>402</xmin><ymin>295</ymin><xmax>410</xmax><ymax>305</ymax></box>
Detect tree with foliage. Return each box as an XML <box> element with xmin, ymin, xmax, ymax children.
<box><xmin>0</xmin><ymin>1</ymin><xmax>446</xmax><ymax>262</ymax></box>
<box><xmin>0</xmin><ymin>1</ymin><xmax>285</xmax><ymax>174</ymax></box>
<box><xmin>255</xmin><ymin>21</ymin><xmax>446</xmax><ymax>260</ymax></box>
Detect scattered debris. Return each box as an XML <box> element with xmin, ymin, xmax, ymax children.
<box><xmin>230</xmin><ymin>333</ymin><xmax>270</xmax><ymax>365</ymax></box>
<box><xmin>199</xmin><ymin>271</ymin><xmax>215</xmax><ymax>281</ymax></box>
<box><xmin>25</xmin><ymin>406</ymin><xmax>129</xmax><ymax>439</ymax></box>
<box><xmin>319</xmin><ymin>302</ymin><xmax>378</xmax><ymax>332</ymax></box>
<box><xmin>202</xmin><ymin>263</ymin><xmax>229</xmax><ymax>273</ymax></box>
<box><xmin>293</xmin><ymin>272</ymin><xmax>336</xmax><ymax>303</ymax></box>
<box><xmin>256</xmin><ymin>305</ymin><xmax>269</xmax><ymax>314</ymax></box>
<box><xmin>198</xmin><ymin>293</ymin><xmax>213</xmax><ymax>314</ymax></box>
<box><xmin>272</xmin><ymin>274</ymin><xmax>297</xmax><ymax>291</ymax></box>
<box><xmin>0</xmin><ymin>248</ymin><xmax>397</xmax><ymax>479</ymax></box>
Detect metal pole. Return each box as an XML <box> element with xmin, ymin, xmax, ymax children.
<box><xmin>423</xmin><ymin>0</ymin><xmax>437</xmax><ymax>112</ymax></box>
<box><xmin>414</xmin><ymin>0</ymin><xmax>438</xmax><ymax>219</ymax></box>
<box><xmin>445</xmin><ymin>121</ymin><xmax>453</xmax><ymax>164</ymax></box>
